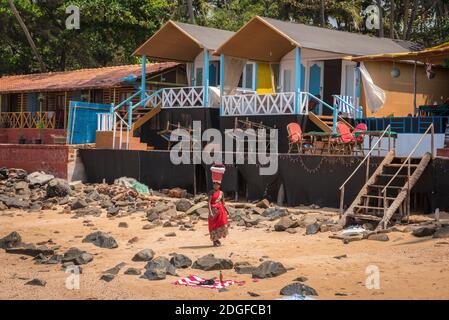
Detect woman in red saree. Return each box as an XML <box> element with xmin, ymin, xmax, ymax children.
<box><xmin>208</xmin><ymin>182</ymin><xmax>229</xmax><ymax>247</ymax></box>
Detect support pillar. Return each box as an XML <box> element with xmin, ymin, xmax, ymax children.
<box><xmin>141</xmin><ymin>55</ymin><xmax>147</xmax><ymax>103</ymax></box>
<box><xmin>203</xmin><ymin>49</ymin><xmax>209</xmax><ymax>107</ymax></box>
<box><xmin>219</xmin><ymin>54</ymin><xmax>225</xmax><ymax>115</ymax></box>
<box><xmin>294</xmin><ymin>47</ymin><xmax>302</xmax><ymax>114</ymax></box>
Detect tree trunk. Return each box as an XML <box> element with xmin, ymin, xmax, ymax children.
<box><xmin>403</xmin><ymin>0</ymin><xmax>410</xmax><ymax>39</ymax></box>
<box><xmin>390</xmin><ymin>0</ymin><xmax>395</xmax><ymax>38</ymax></box>
<box><xmin>406</xmin><ymin>0</ymin><xmax>419</xmax><ymax>40</ymax></box>
<box><xmin>7</xmin><ymin>0</ymin><xmax>47</xmax><ymax>72</ymax></box>
<box><xmin>186</xmin><ymin>0</ymin><xmax>195</xmax><ymax>24</ymax></box>
<box><xmin>320</xmin><ymin>0</ymin><xmax>325</xmax><ymax>27</ymax></box>
<box><xmin>377</xmin><ymin>0</ymin><xmax>384</xmax><ymax>37</ymax></box>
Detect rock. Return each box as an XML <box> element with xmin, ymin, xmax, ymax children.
<box><xmin>309</xmin><ymin>204</ymin><xmax>320</xmax><ymax>210</ymax></box>
<box><xmin>82</xmin><ymin>231</ymin><xmax>118</xmax><ymax>249</ymax></box>
<box><xmin>104</xmin><ymin>262</ymin><xmax>127</xmax><ymax>275</ymax></box>
<box><xmin>0</xmin><ymin>202</ymin><xmax>7</xmax><ymax>211</ymax></box>
<box><xmin>25</xmin><ymin>278</ymin><xmax>46</xmax><ymax>287</ymax></box>
<box><xmin>170</xmin><ymin>253</ymin><xmax>192</xmax><ymax>268</ymax></box>
<box><xmin>197</xmin><ymin>208</ymin><xmax>210</xmax><ymax>220</ymax></box>
<box><xmin>75</xmin><ymin>206</ymin><xmax>102</xmax><ymax>217</ymax></box>
<box><xmin>142</xmin><ymin>257</ymin><xmax>177</xmax><ymax>280</ymax></box>
<box><xmin>124</xmin><ymin>267</ymin><xmax>141</xmax><ymax>275</ymax></box>
<box><xmin>256</xmin><ymin>199</ymin><xmax>270</xmax><ymax>209</ymax></box>
<box><xmin>46</xmin><ymin>178</ymin><xmax>71</xmax><ymax>197</ymax></box>
<box><xmin>6</xmin><ymin>198</ymin><xmax>29</xmax><ymax>209</ymax></box>
<box><xmin>293</xmin><ymin>276</ymin><xmax>308</xmax><ymax>282</ymax></box>
<box><xmin>262</xmin><ymin>207</ymin><xmax>287</xmax><ymax>220</ymax></box>
<box><xmin>334</xmin><ymin>254</ymin><xmax>347</xmax><ymax>260</ymax></box>
<box><xmin>26</xmin><ymin>172</ymin><xmax>54</xmax><ymax>186</ymax></box>
<box><xmin>412</xmin><ymin>226</ymin><xmax>436</xmax><ymax>237</ymax></box>
<box><xmin>132</xmin><ymin>249</ymin><xmax>155</xmax><ymax>262</ymax></box>
<box><xmin>306</xmin><ymin>223</ymin><xmax>320</xmax><ymax>235</ymax></box>
<box><xmin>234</xmin><ymin>262</ymin><xmax>255</xmax><ymax>274</ymax></box>
<box><xmin>168</xmin><ymin>188</ymin><xmax>187</xmax><ymax>198</ymax></box>
<box><xmin>274</xmin><ymin>217</ymin><xmax>298</xmax><ymax>231</ymax></box>
<box><xmin>70</xmin><ymin>198</ymin><xmax>88</xmax><ymax>210</ymax></box>
<box><xmin>14</xmin><ymin>181</ymin><xmax>29</xmax><ymax>191</ymax></box>
<box><xmin>0</xmin><ymin>231</ymin><xmax>22</xmax><ymax>249</ymax></box>
<box><xmin>433</xmin><ymin>227</ymin><xmax>449</xmax><ymax>239</ymax></box>
<box><xmin>142</xmin><ymin>224</ymin><xmax>156</xmax><ymax>230</ymax></box>
<box><xmin>100</xmin><ymin>274</ymin><xmax>115</xmax><ymax>282</ymax></box>
<box><xmin>185</xmin><ymin>201</ymin><xmax>208</xmax><ymax>215</ymax></box>
<box><xmin>165</xmin><ymin>232</ymin><xmax>176</xmax><ymax>237</ymax></box>
<box><xmin>286</xmin><ymin>228</ymin><xmax>297</xmax><ymax>234</ymax></box>
<box><xmin>118</xmin><ymin>222</ymin><xmax>128</xmax><ymax>228</ymax></box>
<box><xmin>107</xmin><ymin>207</ymin><xmax>120</xmax><ymax>216</ymax></box>
<box><xmin>6</xmin><ymin>244</ymin><xmax>54</xmax><ymax>257</ymax></box>
<box><xmin>280</xmin><ymin>283</ymin><xmax>318</xmax><ymax>296</ymax></box>
<box><xmin>248</xmin><ymin>291</ymin><xmax>261</xmax><ymax>297</ymax></box>
<box><xmin>367</xmin><ymin>233</ymin><xmax>390</xmax><ymax>241</ymax></box>
<box><xmin>299</xmin><ymin>216</ymin><xmax>318</xmax><ymax>228</ymax></box>
<box><xmin>362</xmin><ymin>223</ymin><xmax>375</xmax><ymax>231</ymax></box>
<box><xmin>147</xmin><ymin>211</ymin><xmax>159</xmax><ymax>222</ymax></box>
<box><xmin>252</xmin><ymin>207</ymin><xmax>265</xmax><ymax>215</ymax></box>
<box><xmin>100</xmin><ymin>199</ymin><xmax>114</xmax><ymax>209</ymax></box>
<box><xmin>176</xmin><ymin>199</ymin><xmax>192</xmax><ymax>212</ymax></box>
<box><xmin>35</xmin><ymin>254</ymin><xmax>62</xmax><ymax>265</ymax></box>
<box><xmin>192</xmin><ymin>254</ymin><xmax>233</xmax><ymax>271</ymax></box>
<box><xmin>252</xmin><ymin>261</ymin><xmax>287</xmax><ymax>279</ymax></box>
<box><xmin>62</xmin><ymin>248</ymin><xmax>93</xmax><ymax>265</ymax></box>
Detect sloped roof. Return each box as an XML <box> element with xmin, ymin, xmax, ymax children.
<box><xmin>0</xmin><ymin>62</ymin><xmax>178</xmax><ymax>94</ymax></box>
<box><xmin>133</xmin><ymin>20</ymin><xmax>235</xmax><ymax>61</ymax></box>
<box><xmin>216</xmin><ymin>16</ymin><xmax>418</xmax><ymax>62</ymax></box>
<box><xmin>351</xmin><ymin>41</ymin><xmax>449</xmax><ymax>65</ymax></box>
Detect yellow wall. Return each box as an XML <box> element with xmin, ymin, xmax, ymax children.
<box><xmin>362</xmin><ymin>61</ymin><xmax>449</xmax><ymax>117</ymax></box>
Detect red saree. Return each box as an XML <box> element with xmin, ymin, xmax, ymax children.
<box><xmin>208</xmin><ymin>190</ymin><xmax>229</xmax><ymax>241</ymax></box>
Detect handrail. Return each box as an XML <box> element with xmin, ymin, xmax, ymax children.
<box><xmin>131</xmin><ymin>88</ymin><xmax>163</xmax><ymax>111</ymax></box>
<box><xmin>339</xmin><ymin>124</ymin><xmax>392</xmax><ymax>190</ymax></box>
<box><xmin>112</xmin><ymin>89</ymin><xmax>142</xmax><ymax>112</ymax></box>
<box><xmin>333</xmin><ymin>95</ymin><xmax>362</xmax><ymax>116</ymax></box>
<box><xmin>381</xmin><ymin>123</ymin><xmax>434</xmax><ymax>194</ymax></box>
<box><xmin>303</xmin><ymin>92</ymin><xmax>334</xmax><ymax>111</ymax></box>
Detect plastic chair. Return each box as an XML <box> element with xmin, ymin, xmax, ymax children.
<box><xmin>353</xmin><ymin>123</ymin><xmax>368</xmax><ymax>156</ymax></box>
<box><xmin>334</xmin><ymin>121</ymin><xmax>356</xmax><ymax>154</ymax></box>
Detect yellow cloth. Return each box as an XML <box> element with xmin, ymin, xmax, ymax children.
<box><xmin>256</xmin><ymin>63</ymin><xmax>274</xmax><ymax>94</ymax></box>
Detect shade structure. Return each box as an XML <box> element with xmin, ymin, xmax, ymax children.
<box><xmin>134</xmin><ymin>21</ymin><xmax>234</xmax><ymax>62</ymax></box>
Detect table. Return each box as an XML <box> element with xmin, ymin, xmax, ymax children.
<box><xmin>354</xmin><ymin>130</ymin><xmax>398</xmax><ymax>156</ymax></box>
<box><xmin>302</xmin><ymin>131</ymin><xmax>339</xmax><ymax>155</ymax></box>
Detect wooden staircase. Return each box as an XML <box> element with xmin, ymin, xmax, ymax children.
<box><xmin>309</xmin><ymin>112</ymin><xmax>353</xmax><ymax>132</ymax></box>
<box><xmin>340</xmin><ymin>151</ymin><xmax>431</xmax><ymax>230</ymax></box>
<box><xmin>95</xmin><ymin>131</ymin><xmax>154</xmax><ymax>150</ymax></box>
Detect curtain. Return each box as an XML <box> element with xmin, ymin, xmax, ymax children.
<box><xmin>360</xmin><ymin>62</ymin><xmax>386</xmax><ymax>113</ymax></box>
<box><xmin>223</xmin><ymin>56</ymin><xmax>247</xmax><ymax>95</ymax></box>
<box><xmin>186</xmin><ymin>62</ymin><xmax>193</xmax><ymax>86</ymax></box>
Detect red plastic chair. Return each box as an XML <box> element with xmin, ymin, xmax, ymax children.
<box><xmin>334</xmin><ymin>122</ymin><xmax>355</xmax><ymax>154</ymax></box>
<box><xmin>353</xmin><ymin>123</ymin><xmax>368</xmax><ymax>156</ymax></box>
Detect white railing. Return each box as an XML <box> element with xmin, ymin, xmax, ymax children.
<box><xmin>112</xmin><ymin>111</ymin><xmax>131</xmax><ymax>150</ymax></box>
<box><xmin>222</xmin><ymin>92</ymin><xmax>296</xmax><ymax>116</ymax></box>
<box><xmin>97</xmin><ymin>113</ymin><xmax>113</xmax><ymax>132</ymax></box>
<box><xmin>334</xmin><ymin>95</ymin><xmax>362</xmax><ymax>119</ymax></box>
<box><xmin>161</xmin><ymin>86</ymin><xmax>205</xmax><ymax>108</ymax></box>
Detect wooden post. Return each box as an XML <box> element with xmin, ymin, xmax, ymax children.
<box><xmin>365</xmin><ymin>155</ymin><xmax>370</xmax><ymax>183</ymax></box>
<box><xmin>113</xmin><ymin>88</ymin><xmax>116</xmax><ymax>105</ymax></box>
<box><xmin>64</xmin><ymin>91</ymin><xmax>68</xmax><ymax>129</ymax></box>
<box><xmin>20</xmin><ymin>93</ymin><xmax>24</xmax><ymax>128</ymax></box>
<box><xmin>431</xmin><ymin>124</ymin><xmax>435</xmax><ymax>158</ymax></box>
<box><xmin>339</xmin><ymin>186</ymin><xmax>345</xmax><ymax>217</ymax></box>
<box><xmin>413</xmin><ymin>61</ymin><xmax>417</xmax><ymax>116</ymax></box>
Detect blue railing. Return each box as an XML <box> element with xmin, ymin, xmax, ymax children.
<box><xmin>333</xmin><ymin>95</ymin><xmax>363</xmax><ymax>119</ymax></box>
<box><xmin>356</xmin><ymin>116</ymin><xmax>449</xmax><ymax>134</ymax></box>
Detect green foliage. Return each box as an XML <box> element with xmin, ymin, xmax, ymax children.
<box><xmin>1</xmin><ymin>0</ymin><xmax>448</xmax><ymax>76</ymax></box>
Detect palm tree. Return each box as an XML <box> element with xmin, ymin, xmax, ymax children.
<box><xmin>7</xmin><ymin>0</ymin><xmax>47</xmax><ymax>72</ymax></box>
<box><xmin>377</xmin><ymin>0</ymin><xmax>384</xmax><ymax>37</ymax></box>
<box><xmin>390</xmin><ymin>0</ymin><xmax>395</xmax><ymax>38</ymax></box>
<box><xmin>406</xmin><ymin>0</ymin><xmax>419</xmax><ymax>40</ymax></box>
<box><xmin>320</xmin><ymin>0</ymin><xmax>325</xmax><ymax>27</ymax></box>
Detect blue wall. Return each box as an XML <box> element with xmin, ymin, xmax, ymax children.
<box><xmin>67</xmin><ymin>101</ymin><xmax>110</xmax><ymax>144</ymax></box>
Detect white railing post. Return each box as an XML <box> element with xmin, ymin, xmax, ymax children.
<box><xmin>112</xmin><ymin>112</ymin><xmax>117</xmax><ymax>149</ymax></box>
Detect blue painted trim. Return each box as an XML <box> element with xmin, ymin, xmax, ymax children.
<box><xmin>128</xmin><ymin>102</ymin><xmax>133</xmax><ymax>130</ymax></box>
<box><xmin>294</xmin><ymin>47</ymin><xmax>301</xmax><ymax>114</ymax></box>
<box><xmin>219</xmin><ymin>54</ymin><xmax>225</xmax><ymax>116</ymax></box>
<box><xmin>141</xmin><ymin>55</ymin><xmax>146</xmax><ymax>103</ymax></box>
<box><xmin>203</xmin><ymin>49</ymin><xmax>209</xmax><ymax>107</ymax></box>
<box><xmin>252</xmin><ymin>63</ymin><xmax>258</xmax><ymax>92</ymax></box>
<box><xmin>192</xmin><ymin>61</ymin><xmax>196</xmax><ymax>86</ymax></box>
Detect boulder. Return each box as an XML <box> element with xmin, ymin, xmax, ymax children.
<box><xmin>280</xmin><ymin>282</ymin><xmax>318</xmax><ymax>296</ymax></box>
<box><xmin>46</xmin><ymin>178</ymin><xmax>71</xmax><ymax>197</ymax></box>
<box><xmin>6</xmin><ymin>198</ymin><xmax>29</xmax><ymax>209</ymax></box>
<box><xmin>70</xmin><ymin>198</ymin><xmax>88</xmax><ymax>210</ymax></box>
<box><xmin>103</xmin><ymin>262</ymin><xmax>127</xmax><ymax>275</ymax></box>
<box><xmin>14</xmin><ymin>181</ymin><xmax>29</xmax><ymax>191</ymax></box>
<box><xmin>192</xmin><ymin>254</ymin><xmax>233</xmax><ymax>271</ymax></box>
<box><xmin>262</xmin><ymin>207</ymin><xmax>287</xmax><ymax>220</ymax></box>
<box><xmin>412</xmin><ymin>226</ymin><xmax>436</xmax><ymax>237</ymax></box>
<box><xmin>367</xmin><ymin>233</ymin><xmax>390</xmax><ymax>242</ymax></box>
<box><xmin>274</xmin><ymin>217</ymin><xmax>298</xmax><ymax>231</ymax></box>
<box><xmin>168</xmin><ymin>188</ymin><xmax>187</xmax><ymax>198</ymax></box>
<box><xmin>185</xmin><ymin>201</ymin><xmax>208</xmax><ymax>215</ymax></box>
<box><xmin>176</xmin><ymin>199</ymin><xmax>192</xmax><ymax>212</ymax></box>
<box><xmin>256</xmin><ymin>199</ymin><xmax>270</xmax><ymax>209</ymax></box>
<box><xmin>6</xmin><ymin>244</ymin><xmax>54</xmax><ymax>257</ymax></box>
<box><xmin>142</xmin><ymin>257</ymin><xmax>177</xmax><ymax>280</ymax></box>
<box><xmin>82</xmin><ymin>231</ymin><xmax>118</xmax><ymax>249</ymax></box>
<box><xmin>107</xmin><ymin>207</ymin><xmax>120</xmax><ymax>216</ymax></box>
<box><xmin>252</xmin><ymin>261</ymin><xmax>287</xmax><ymax>279</ymax></box>
<box><xmin>100</xmin><ymin>274</ymin><xmax>115</xmax><ymax>282</ymax></box>
<box><xmin>234</xmin><ymin>262</ymin><xmax>255</xmax><ymax>274</ymax></box>
<box><xmin>25</xmin><ymin>278</ymin><xmax>47</xmax><ymax>287</ymax></box>
<box><xmin>26</xmin><ymin>172</ymin><xmax>54</xmax><ymax>186</ymax></box>
<box><xmin>0</xmin><ymin>231</ymin><xmax>22</xmax><ymax>249</ymax></box>
<box><xmin>124</xmin><ymin>267</ymin><xmax>142</xmax><ymax>275</ymax></box>
<box><xmin>0</xmin><ymin>202</ymin><xmax>7</xmax><ymax>211</ymax></box>
<box><xmin>75</xmin><ymin>206</ymin><xmax>102</xmax><ymax>217</ymax></box>
<box><xmin>100</xmin><ymin>199</ymin><xmax>114</xmax><ymax>209</ymax></box>
<box><xmin>62</xmin><ymin>248</ymin><xmax>93</xmax><ymax>265</ymax></box>
<box><xmin>132</xmin><ymin>249</ymin><xmax>155</xmax><ymax>262</ymax></box>
<box><xmin>196</xmin><ymin>208</ymin><xmax>210</xmax><ymax>220</ymax></box>
<box><xmin>306</xmin><ymin>223</ymin><xmax>320</xmax><ymax>235</ymax></box>
<box><xmin>170</xmin><ymin>253</ymin><xmax>192</xmax><ymax>268</ymax></box>
<box><xmin>433</xmin><ymin>227</ymin><xmax>449</xmax><ymax>239</ymax></box>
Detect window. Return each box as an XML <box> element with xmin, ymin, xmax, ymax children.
<box><xmin>283</xmin><ymin>69</ymin><xmax>292</xmax><ymax>92</ymax></box>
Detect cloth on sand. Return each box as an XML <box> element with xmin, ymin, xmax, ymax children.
<box><xmin>174</xmin><ymin>275</ymin><xmax>244</xmax><ymax>289</ymax></box>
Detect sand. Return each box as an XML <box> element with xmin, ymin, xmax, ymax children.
<box><xmin>0</xmin><ymin>208</ymin><xmax>449</xmax><ymax>300</ymax></box>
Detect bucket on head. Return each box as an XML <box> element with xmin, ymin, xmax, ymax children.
<box><xmin>211</xmin><ymin>165</ymin><xmax>226</xmax><ymax>184</ymax></box>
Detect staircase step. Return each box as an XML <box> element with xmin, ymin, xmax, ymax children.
<box><xmin>378</xmin><ymin>174</ymin><xmax>409</xmax><ymax>178</ymax></box>
<box><xmin>361</xmin><ymin>195</ymin><xmax>396</xmax><ymax>200</ymax></box>
<box><xmin>354</xmin><ymin>205</ymin><xmax>386</xmax><ymax>210</ymax></box>
<box><xmin>384</xmin><ymin>164</ymin><xmax>419</xmax><ymax>168</ymax></box>
<box><xmin>368</xmin><ymin>184</ymin><xmax>403</xmax><ymax>189</ymax></box>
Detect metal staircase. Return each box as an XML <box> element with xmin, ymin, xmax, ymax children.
<box><xmin>339</xmin><ymin>124</ymin><xmax>435</xmax><ymax>230</ymax></box>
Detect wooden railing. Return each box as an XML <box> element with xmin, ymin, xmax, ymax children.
<box><xmin>161</xmin><ymin>86</ymin><xmax>205</xmax><ymax>108</ymax></box>
<box><xmin>222</xmin><ymin>92</ymin><xmax>296</xmax><ymax>116</ymax></box>
<box><xmin>0</xmin><ymin>112</ymin><xmax>56</xmax><ymax>129</ymax></box>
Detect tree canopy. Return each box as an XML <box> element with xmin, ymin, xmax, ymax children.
<box><xmin>1</xmin><ymin>0</ymin><xmax>448</xmax><ymax>75</ymax></box>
